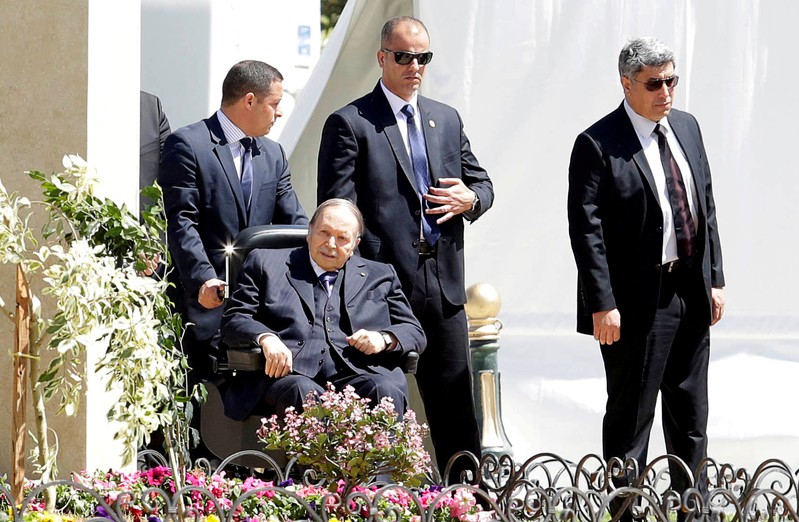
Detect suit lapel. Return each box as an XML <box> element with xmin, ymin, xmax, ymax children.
<box><xmin>342</xmin><ymin>256</ymin><xmax>367</xmax><ymax>305</ymax></box>
<box><xmin>286</xmin><ymin>247</ymin><xmax>316</xmax><ymax>319</ymax></box>
<box><xmin>372</xmin><ymin>84</ymin><xmax>420</xmax><ymax>192</ymax></box>
<box><xmin>612</xmin><ymin>105</ymin><xmax>661</xmax><ymax>208</ymax></box>
<box><xmin>247</xmin><ymin>138</ymin><xmax>270</xmax><ymax>224</ymax></box>
<box><xmin>208</xmin><ymin>114</ymin><xmax>248</xmax><ymax>223</ymax></box>
<box><xmin>418</xmin><ymin>98</ymin><xmax>442</xmax><ymax>184</ymax></box>
<box><xmin>632</xmin><ymin>149</ymin><xmax>659</xmax><ymax>209</ymax></box>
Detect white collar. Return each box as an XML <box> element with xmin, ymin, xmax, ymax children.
<box><xmin>308</xmin><ymin>253</ymin><xmax>340</xmax><ymax>278</ymax></box>
<box><xmin>380</xmin><ymin>79</ymin><xmax>419</xmax><ymax>118</ymax></box>
<box><xmin>216</xmin><ymin>109</ymin><xmax>248</xmax><ymax>144</ymax></box>
<box><xmin>622</xmin><ymin>99</ymin><xmax>674</xmax><ymax>141</ymax></box>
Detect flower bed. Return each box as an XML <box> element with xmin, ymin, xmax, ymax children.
<box><xmin>1</xmin><ymin>467</ymin><xmax>494</xmax><ymax>522</ymax></box>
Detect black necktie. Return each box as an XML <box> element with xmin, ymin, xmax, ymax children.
<box><xmin>319</xmin><ymin>271</ymin><xmax>337</xmax><ymax>296</ymax></box>
<box><xmin>654</xmin><ymin>124</ymin><xmax>696</xmax><ymax>261</ymax></box>
<box><xmin>401</xmin><ymin>104</ymin><xmax>440</xmax><ymax>245</ymax></box>
<box><xmin>240</xmin><ymin>137</ymin><xmax>254</xmax><ymax>211</ymax></box>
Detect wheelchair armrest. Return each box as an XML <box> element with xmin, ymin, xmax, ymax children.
<box><xmin>403</xmin><ymin>351</ymin><xmax>419</xmax><ymax>375</ymax></box>
<box><xmin>220</xmin><ymin>347</ymin><xmax>264</xmax><ymax>373</ymax></box>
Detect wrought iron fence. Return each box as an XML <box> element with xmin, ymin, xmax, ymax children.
<box><xmin>2</xmin><ymin>451</ymin><xmax>798</xmax><ymax>521</ymax></box>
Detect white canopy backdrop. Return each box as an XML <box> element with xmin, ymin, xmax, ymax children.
<box><xmin>280</xmin><ymin>0</ymin><xmax>799</xmax><ymax>469</ymax></box>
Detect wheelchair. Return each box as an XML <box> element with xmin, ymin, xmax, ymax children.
<box><xmin>199</xmin><ymin>225</ymin><xmax>419</xmax><ymax>469</ymax></box>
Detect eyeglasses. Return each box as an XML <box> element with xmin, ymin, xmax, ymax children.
<box><xmin>631</xmin><ymin>75</ymin><xmax>679</xmax><ymax>92</ymax></box>
<box><xmin>381</xmin><ymin>48</ymin><xmax>434</xmax><ymax>66</ymax></box>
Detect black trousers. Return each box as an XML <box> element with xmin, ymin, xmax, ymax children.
<box><xmin>601</xmin><ymin>265</ymin><xmax>710</xmax><ymax>496</ymax></box>
<box><xmin>410</xmin><ymin>255</ymin><xmax>482</xmax><ymax>484</ymax></box>
<box><xmin>261</xmin><ymin>372</ymin><xmax>408</xmax><ymax>418</ymax></box>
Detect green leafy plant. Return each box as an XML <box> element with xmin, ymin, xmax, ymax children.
<box><xmin>0</xmin><ymin>155</ymin><xmax>192</xmax><ymax>484</ymax></box>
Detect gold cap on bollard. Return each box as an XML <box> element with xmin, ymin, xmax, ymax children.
<box><xmin>465</xmin><ymin>283</ymin><xmax>503</xmax><ymax>340</ymax></box>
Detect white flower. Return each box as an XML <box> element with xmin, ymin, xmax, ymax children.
<box><xmin>62</xmin><ymin>154</ymin><xmax>87</xmax><ymax>170</ymax></box>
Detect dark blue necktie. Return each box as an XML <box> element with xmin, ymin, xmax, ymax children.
<box><xmin>319</xmin><ymin>271</ymin><xmax>337</xmax><ymax>296</ymax></box>
<box><xmin>401</xmin><ymin>104</ymin><xmax>440</xmax><ymax>245</ymax></box>
<box><xmin>239</xmin><ymin>137</ymin><xmax>254</xmax><ymax>211</ymax></box>
<box><xmin>653</xmin><ymin>124</ymin><xmax>696</xmax><ymax>261</ymax></box>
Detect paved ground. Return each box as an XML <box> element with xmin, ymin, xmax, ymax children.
<box><xmin>495</xmin><ymin>332</ymin><xmax>799</xmax><ymax>472</ymax></box>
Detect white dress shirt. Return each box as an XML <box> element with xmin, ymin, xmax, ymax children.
<box><xmin>217</xmin><ymin>109</ymin><xmax>250</xmax><ymax>180</ymax></box>
<box><xmin>624</xmin><ymin>100</ymin><xmax>699</xmax><ymax>263</ymax></box>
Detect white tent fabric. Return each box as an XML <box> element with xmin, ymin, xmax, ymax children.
<box><xmin>281</xmin><ymin>0</ymin><xmax>799</xmax><ymax>469</ymax></box>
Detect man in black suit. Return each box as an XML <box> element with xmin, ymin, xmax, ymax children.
<box><xmin>220</xmin><ymin>199</ymin><xmax>426</xmax><ymax>419</ymax></box>
<box><xmin>317</xmin><ymin>16</ymin><xmax>494</xmax><ymax>481</ymax></box>
<box><xmin>567</xmin><ymin>37</ymin><xmax>726</xmax><ymax>496</ymax></box>
<box><xmin>160</xmin><ymin>60</ymin><xmax>308</xmax><ymax>376</ymax></box>
<box><xmin>139</xmin><ymin>91</ymin><xmax>171</xmax><ymax>215</ymax></box>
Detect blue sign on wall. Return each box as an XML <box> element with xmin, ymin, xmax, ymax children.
<box><xmin>298</xmin><ymin>25</ymin><xmax>311</xmax><ymax>56</ymax></box>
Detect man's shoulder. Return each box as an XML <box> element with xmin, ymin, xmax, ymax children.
<box><xmin>334</xmin><ymin>89</ymin><xmax>381</xmax><ymax>117</ymax></box>
<box><xmin>241</xmin><ymin>246</ymin><xmax>300</xmax><ymax>273</ymax></box>
<box><xmin>254</xmin><ymin>135</ymin><xmax>284</xmax><ymax>155</ymax></box>
<box><xmin>175</xmin><ymin>114</ymin><xmax>216</xmax><ymax>134</ymax></box>
<box><xmin>668</xmin><ymin>107</ymin><xmax>693</xmax><ymax>119</ymax></box>
<box><xmin>582</xmin><ymin>104</ymin><xmax>627</xmax><ymax>137</ymax></box>
<box><xmin>418</xmin><ymin>95</ymin><xmax>457</xmax><ymax>114</ymax></box>
<box><xmin>166</xmin><ymin>116</ymin><xmax>216</xmax><ymax>145</ymax></box>
<box><xmin>667</xmin><ymin>107</ymin><xmax>700</xmax><ymax>129</ymax></box>
<box><xmin>352</xmin><ymin>255</ymin><xmax>397</xmax><ymax>276</ymax></box>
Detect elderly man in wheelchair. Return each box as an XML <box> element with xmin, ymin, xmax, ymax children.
<box><xmin>201</xmin><ymin>199</ymin><xmax>425</xmax><ymax>462</ymax></box>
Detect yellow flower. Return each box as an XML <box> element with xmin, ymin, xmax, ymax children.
<box><xmin>26</xmin><ymin>513</ymin><xmax>58</xmax><ymax>522</ymax></box>
<box><xmin>206</xmin><ymin>515</ymin><xmax>221</xmax><ymax>522</ymax></box>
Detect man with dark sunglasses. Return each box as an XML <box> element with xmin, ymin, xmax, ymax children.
<box><xmin>567</xmin><ymin>37</ymin><xmax>725</xmax><ymax>518</ymax></box>
<box><xmin>318</xmin><ymin>15</ymin><xmax>494</xmax><ymax>484</ymax></box>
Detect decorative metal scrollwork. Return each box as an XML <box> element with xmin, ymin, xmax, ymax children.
<box><xmin>3</xmin><ymin>451</ymin><xmax>799</xmax><ymax>521</ymax></box>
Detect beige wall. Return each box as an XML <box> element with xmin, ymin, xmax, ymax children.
<box><xmin>0</xmin><ymin>0</ymin><xmax>90</xmax><ymax>479</ymax></box>
<box><xmin>0</xmin><ymin>0</ymin><xmax>140</xmax><ymax>476</ymax></box>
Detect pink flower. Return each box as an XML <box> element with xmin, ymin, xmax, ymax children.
<box><xmin>449</xmin><ymin>489</ymin><xmax>477</xmax><ymax>520</ymax></box>
<box><xmin>142</xmin><ymin>466</ymin><xmax>171</xmax><ymax>487</ymax></box>
<box><xmin>241</xmin><ymin>477</ymin><xmax>275</xmax><ymax>499</ymax></box>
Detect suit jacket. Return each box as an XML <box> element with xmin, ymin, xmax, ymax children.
<box><xmin>317</xmin><ymin>82</ymin><xmax>494</xmax><ymax>305</ymax></box>
<box><xmin>159</xmin><ymin>113</ymin><xmax>308</xmax><ymax>339</ymax></box>
<box><xmin>567</xmin><ymin>103</ymin><xmax>725</xmax><ymax>336</ymax></box>
<box><xmin>139</xmin><ymin>91</ymin><xmax>171</xmax><ymax>214</ymax></box>
<box><xmin>220</xmin><ymin>246</ymin><xmax>427</xmax><ymax>419</ymax></box>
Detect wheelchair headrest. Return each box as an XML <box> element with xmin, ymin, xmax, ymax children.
<box><xmin>228</xmin><ymin>225</ymin><xmax>308</xmax><ymax>288</ymax></box>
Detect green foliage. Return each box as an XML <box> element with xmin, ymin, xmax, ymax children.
<box><xmin>258</xmin><ymin>384</ymin><xmax>432</xmax><ymax>491</ymax></box>
<box><xmin>0</xmin><ymin>155</ymin><xmax>189</xmax><ymax>468</ymax></box>
<box><xmin>321</xmin><ymin>0</ymin><xmax>347</xmax><ymax>40</ymax></box>
<box><xmin>27</xmin><ymin>160</ymin><xmax>160</xmax><ymax>271</ymax></box>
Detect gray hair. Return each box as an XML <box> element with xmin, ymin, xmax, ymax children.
<box><xmin>221</xmin><ymin>60</ymin><xmax>283</xmax><ymax>106</ymax></box>
<box><xmin>380</xmin><ymin>16</ymin><xmax>429</xmax><ymax>48</ymax></box>
<box><xmin>310</xmin><ymin>198</ymin><xmax>365</xmax><ymax>237</ymax></box>
<box><xmin>618</xmin><ymin>37</ymin><xmax>676</xmax><ymax>78</ymax></box>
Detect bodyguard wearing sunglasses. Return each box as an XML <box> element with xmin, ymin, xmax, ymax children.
<box><xmin>318</xmin><ymin>16</ymin><xmax>494</xmax><ymax>483</ymax></box>
<box><xmin>567</xmin><ymin>37</ymin><xmax>725</xmax><ymax>516</ymax></box>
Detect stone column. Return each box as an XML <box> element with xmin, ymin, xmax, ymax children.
<box><xmin>0</xmin><ymin>0</ymin><xmax>141</xmax><ymax>476</ymax></box>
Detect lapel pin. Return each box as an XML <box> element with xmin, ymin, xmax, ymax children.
<box><xmin>360</xmin><ymin>272</ymin><xmax>366</xmax><ymax>277</ymax></box>
<box><xmin>428</xmin><ymin>119</ymin><xmax>436</xmax><ymax>128</ymax></box>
